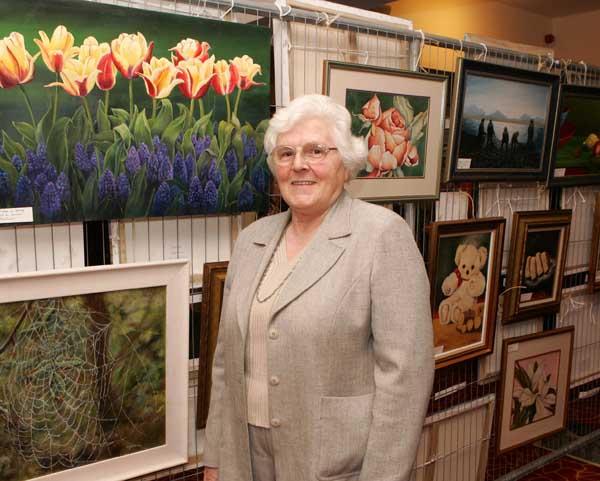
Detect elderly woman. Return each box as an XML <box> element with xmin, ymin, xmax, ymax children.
<box><xmin>204</xmin><ymin>94</ymin><xmax>434</xmax><ymax>481</ymax></box>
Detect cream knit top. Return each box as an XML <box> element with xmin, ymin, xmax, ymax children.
<box><xmin>245</xmin><ymin>233</ymin><xmax>299</xmax><ymax>427</ymax></box>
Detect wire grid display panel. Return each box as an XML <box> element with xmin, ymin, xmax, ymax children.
<box><xmin>561</xmin><ymin>186</ymin><xmax>598</xmax><ymax>275</ymax></box>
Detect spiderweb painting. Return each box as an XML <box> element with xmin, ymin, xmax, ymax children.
<box><xmin>0</xmin><ymin>287</ymin><xmax>166</xmax><ymax>481</ymax></box>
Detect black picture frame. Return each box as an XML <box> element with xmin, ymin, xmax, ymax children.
<box><xmin>548</xmin><ymin>84</ymin><xmax>600</xmax><ymax>186</ymax></box>
<box><xmin>447</xmin><ymin>58</ymin><xmax>560</xmax><ymax>182</ymax></box>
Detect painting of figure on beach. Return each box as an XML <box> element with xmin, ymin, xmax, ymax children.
<box><xmin>458</xmin><ymin>73</ymin><xmax>550</xmax><ymax>170</ymax></box>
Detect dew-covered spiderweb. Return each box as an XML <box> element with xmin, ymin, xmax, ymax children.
<box><xmin>0</xmin><ymin>293</ymin><xmax>163</xmax><ymax>475</ymax></box>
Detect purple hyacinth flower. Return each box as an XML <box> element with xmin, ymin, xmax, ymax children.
<box><xmin>36</xmin><ymin>142</ymin><xmax>48</xmax><ymax>163</ymax></box>
<box><xmin>44</xmin><ymin>163</ymin><xmax>57</xmax><ymax>182</ymax></box>
<box><xmin>0</xmin><ymin>139</ymin><xmax>4</xmax><ymax>156</ymax></box>
<box><xmin>173</xmin><ymin>152</ymin><xmax>188</xmax><ymax>185</ymax></box>
<box><xmin>193</xmin><ymin>134</ymin><xmax>211</xmax><ymax>158</ymax></box>
<box><xmin>176</xmin><ymin>132</ymin><xmax>183</xmax><ymax>144</ymax></box>
<box><xmin>170</xmin><ymin>184</ymin><xmax>184</xmax><ymax>207</ymax></box>
<box><xmin>238</xmin><ymin>181</ymin><xmax>254</xmax><ymax>210</ymax></box>
<box><xmin>56</xmin><ymin>172</ymin><xmax>70</xmax><ymax>203</ymax></box>
<box><xmin>33</xmin><ymin>173</ymin><xmax>48</xmax><ymax>193</ymax></box>
<box><xmin>126</xmin><ymin>146</ymin><xmax>141</xmax><ymax>175</ymax></box>
<box><xmin>184</xmin><ymin>153</ymin><xmax>195</xmax><ymax>180</ymax></box>
<box><xmin>92</xmin><ymin>151</ymin><xmax>104</xmax><ymax>170</ymax></box>
<box><xmin>208</xmin><ymin>158</ymin><xmax>222</xmax><ymax>187</ymax></box>
<box><xmin>40</xmin><ymin>182</ymin><xmax>61</xmax><ymax>221</ymax></box>
<box><xmin>15</xmin><ymin>175</ymin><xmax>33</xmax><ymax>207</ymax></box>
<box><xmin>116</xmin><ymin>173</ymin><xmax>131</xmax><ymax>202</ymax></box>
<box><xmin>242</xmin><ymin>133</ymin><xmax>258</xmax><ymax>160</ymax></box>
<box><xmin>138</xmin><ymin>143</ymin><xmax>151</xmax><ymax>165</ymax></box>
<box><xmin>251</xmin><ymin>167</ymin><xmax>267</xmax><ymax>193</ymax></box>
<box><xmin>25</xmin><ymin>148</ymin><xmax>42</xmax><ymax>179</ymax></box>
<box><xmin>12</xmin><ymin>155</ymin><xmax>23</xmax><ymax>172</ymax></box>
<box><xmin>158</xmin><ymin>156</ymin><xmax>173</xmax><ymax>182</ymax></box>
<box><xmin>188</xmin><ymin>176</ymin><xmax>203</xmax><ymax>211</ymax></box>
<box><xmin>75</xmin><ymin>142</ymin><xmax>94</xmax><ymax>176</ymax></box>
<box><xmin>224</xmin><ymin>148</ymin><xmax>238</xmax><ymax>181</ymax></box>
<box><xmin>147</xmin><ymin>153</ymin><xmax>160</xmax><ymax>183</ymax></box>
<box><xmin>152</xmin><ymin>135</ymin><xmax>161</xmax><ymax>151</ymax></box>
<box><xmin>203</xmin><ymin>180</ymin><xmax>218</xmax><ymax>214</ymax></box>
<box><xmin>0</xmin><ymin>171</ymin><xmax>10</xmax><ymax>200</ymax></box>
<box><xmin>152</xmin><ymin>182</ymin><xmax>171</xmax><ymax>216</ymax></box>
<box><xmin>98</xmin><ymin>169</ymin><xmax>116</xmax><ymax>202</ymax></box>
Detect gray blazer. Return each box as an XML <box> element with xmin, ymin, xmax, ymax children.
<box><xmin>204</xmin><ymin>190</ymin><xmax>434</xmax><ymax>481</ymax></box>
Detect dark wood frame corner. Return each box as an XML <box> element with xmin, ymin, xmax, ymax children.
<box><xmin>196</xmin><ymin>261</ymin><xmax>229</xmax><ymax>430</ymax></box>
<box><xmin>427</xmin><ymin>217</ymin><xmax>506</xmax><ymax>369</ymax></box>
<box><xmin>589</xmin><ymin>192</ymin><xmax>600</xmax><ymax>293</ymax></box>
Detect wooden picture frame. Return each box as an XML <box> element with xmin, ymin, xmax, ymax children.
<box><xmin>323</xmin><ymin>61</ymin><xmax>447</xmax><ymax>201</ymax></box>
<box><xmin>413</xmin><ymin>394</ymin><xmax>495</xmax><ymax>481</ymax></box>
<box><xmin>0</xmin><ymin>260</ymin><xmax>189</xmax><ymax>481</ymax></box>
<box><xmin>196</xmin><ymin>261</ymin><xmax>229</xmax><ymax>429</ymax></box>
<box><xmin>589</xmin><ymin>193</ymin><xmax>600</xmax><ymax>292</ymax></box>
<box><xmin>497</xmin><ymin>327</ymin><xmax>574</xmax><ymax>454</ymax></box>
<box><xmin>427</xmin><ymin>217</ymin><xmax>505</xmax><ymax>368</ymax></box>
<box><xmin>549</xmin><ymin>85</ymin><xmax>600</xmax><ymax>186</ymax></box>
<box><xmin>447</xmin><ymin>58</ymin><xmax>560</xmax><ymax>182</ymax></box>
<box><xmin>503</xmin><ymin>210</ymin><xmax>572</xmax><ymax>324</ymax></box>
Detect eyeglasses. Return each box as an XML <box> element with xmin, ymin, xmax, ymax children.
<box><xmin>270</xmin><ymin>143</ymin><xmax>338</xmax><ymax>166</ymax></box>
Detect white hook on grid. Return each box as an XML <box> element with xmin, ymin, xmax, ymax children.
<box><xmin>536</xmin><ymin>54</ymin><xmax>543</xmax><ymax>72</ymax></box>
<box><xmin>564</xmin><ymin>187</ymin><xmax>586</xmax><ymax>213</ymax></box>
<box><xmin>458</xmin><ymin>39</ymin><xmax>464</xmax><ymax>55</ymax></box>
<box><xmin>476</xmin><ymin>42</ymin><xmax>488</xmax><ymax>62</ymax></box>
<box><xmin>561</xmin><ymin>58</ymin><xmax>573</xmax><ymax>84</ymax></box>
<box><xmin>195</xmin><ymin>0</ymin><xmax>214</xmax><ymax>18</ymax></box>
<box><xmin>274</xmin><ymin>0</ymin><xmax>292</xmax><ymax>18</ymax></box>
<box><xmin>484</xmin><ymin>184</ymin><xmax>502</xmax><ymax>217</ymax></box>
<box><xmin>579</xmin><ymin>60</ymin><xmax>588</xmax><ymax>86</ymax></box>
<box><xmin>219</xmin><ymin>0</ymin><xmax>235</xmax><ymax>19</ymax></box>
<box><xmin>414</xmin><ymin>29</ymin><xmax>425</xmax><ymax>71</ymax></box>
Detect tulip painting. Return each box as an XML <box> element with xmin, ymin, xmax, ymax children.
<box><xmin>0</xmin><ymin>0</ymin><xmax>271</xmax><ymax>226</ymax></box>
<box><xmin>347</xmin><ymin>89</ymin><xmax>429</xmax><ymax>178</ymax></box>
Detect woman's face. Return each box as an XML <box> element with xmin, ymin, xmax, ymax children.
<box><xmin>274</xmin><ymin>117</ymin><xmax>349</xmax><ymax>220</ymax></box>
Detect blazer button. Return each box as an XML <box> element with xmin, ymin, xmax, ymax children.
<box><xmin>269</xmin><ymin>376</ymin><xmax>280</xmax><ymax>386</ymax></box>
<box><xmin>270</xmin><ymin>418</ymin><xmax>281</xmax><ymax>428</ymax></box>
<box><xmin>268</xmin><ymin>329</ymin><xmax>279</xmax><ymax>340</ymax></box>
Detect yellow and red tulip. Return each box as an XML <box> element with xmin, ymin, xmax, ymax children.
<box><xmin>176</xmin><ymin>56</ymin><xmax>215</xmax><ymax>99</ymax></box>
<box><xmin>0</xmin><ymin>32</ymin><xmax>40</xmax><ymax>89</ymax></box>
<box><xmin>34</xmin><ymin>25</ymin><xmax>78</xmax><ymax>73</ymax></box>
<box><xmin>231</xmin><ymin>55</ymin><xmax>264</xmax><ymax>91</ymax></box>
<box><xmin>170</xmin><ymin>38</ymin><xmax>211</xmax><ymax>65</ymax></box>
<box><xmin>138</xmin><ymin>57</ymin><xmax>183</xmax><ymax>99</ymax></box>
<box><xmin>211</xmin><ymin>59</ymin><xmax>239</xmax><ymax>96</ymax></box>
<box><xmin>46</xmin><ymin>58</ymin><xmax>99</xmax><ymax>97</ymax></box>
<box><xmin>110</xmin><ymin>32</ymin><xmax>154</xmax><ymax>80</ymax></box>
<box><xmin>78</xmin><ymin>36</ymin><xmax>116</xmax><ymax>91</ymax></box>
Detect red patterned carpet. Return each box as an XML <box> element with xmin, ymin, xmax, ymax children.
<box><xmin>518</xmin><ymin>456</ymin><xmax>600</xmax><ymax>481</ymax></box>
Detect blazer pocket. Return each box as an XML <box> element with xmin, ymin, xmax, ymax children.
<box><xmin>317</xmin><ymin>393</ymin><xmax>374</xmax><ymax>481</ymax></box>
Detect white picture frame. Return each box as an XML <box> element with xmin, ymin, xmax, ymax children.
<box><xmin>0</xmin><ymin>260</ymin><xmax>189</xmax><ymax>481</ymax></box>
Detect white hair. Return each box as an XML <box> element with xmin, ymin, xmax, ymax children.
<box><xmin>264</xmin><ymin>94</ymin><xmax>367</xmax><ymax>179</ymax></box>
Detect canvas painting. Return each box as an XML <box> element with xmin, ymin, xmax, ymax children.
<box><xmin>427</xmin><ymin>218</ymin><xmax>505</xmax><ymax>368</ymax></box>
<box><xmin>0</xmin><ymin>260</ymin><xmax>188</xmax><ymax>481</ymax></box>
<box><xmin>551</xmin><ymin>85</ymin><xmax>600</xmax><ymax>186</ymax></box>
<box><xmin>0</xmin><ymin>0</ymin><xmax>271</xmax><ymax>223</ymax></box>
<box><xmin>346</xmin><ymin>89</ymin><xmax>429</xmax><ymax>178</ymax></box>
<box><xmin>447</xmin><ymin>59</ymin><xmax>559</xmax><ymax>182</ymax></box>
<box><xmin>324</xmin><ymin>61</ymin><xmax>446</xmax><ymax>201</ymax></box>
<box><xmin>498</xmin><ymin>327</ymin><xmax>573</xmax><ymax>454</ymax></box>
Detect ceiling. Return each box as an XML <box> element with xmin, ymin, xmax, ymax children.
<box><xmin>334</xmin><ymin>0</ymin><xmax>600</xmax><ymax>17</ymax></box>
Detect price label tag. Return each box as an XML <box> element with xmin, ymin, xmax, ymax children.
<box><xmin>520</xmin><ymin>292</ymin><xmax>533</xmax><ymax>302</ymax></box>
<box><xmin>554</xmin><ymin>168</ymin><xmax>566</xmax><ymax>177</ymax></box>
<box><xmin>457</xmin><ymin>158</ymin><xmax>472</xmax><ymax>170</ymax></box>
<box><xmin>508</xmin><ymin>343</ymin><xmax>519</xmax><ymax>353</ymax></box>
<box><xmin>0</xmin><ymin>207</ymin><xmax>33</xmax><ymax>224</ymax></box>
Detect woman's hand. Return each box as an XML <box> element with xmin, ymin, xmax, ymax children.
<box><xmin>204</xmin><ymin>467</ymin><xmax>219</xmax><ymax>481</ymax></box>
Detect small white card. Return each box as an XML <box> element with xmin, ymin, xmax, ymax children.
<box><xmin>434</xmin><ymin>345</ymin><xmax>445</xmax><ymax>355</ymax></box>
<box><xmin>520</xmin><ymin>292</ymin><xmax>533</xmax><ymax>302</ymax></box>
<box><xmin>457</xmin><ymin>158</ymin><xmax>472</xmax><ymax>169</ymax></box>
<box><xmin>508</xmin><ymin>343</ymin><xmax>519</xmax><ymax>353</ymax></box>
<box><xmin>554</xmin><ymin>168</ymin><xmax>566</xmax><ymax>177</ymax></box>
<box><xmin>0</xmin><ymin>207</ymin><xmax>33</xmax><ymax>224</ymax></box>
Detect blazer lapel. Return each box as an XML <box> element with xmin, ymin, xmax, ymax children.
<box><xmin>271</xmin><ymin>191</ymin><xmax>353</xmax><ymax>318</ymax></box>
<box><xmin>236</xmin><ymin>210</ymin><xmax>290</xmax><ymax>341</ymax></box>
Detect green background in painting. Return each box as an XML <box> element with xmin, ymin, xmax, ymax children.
<box><xmin>0</xmin><ymin>0</ymin><xmax>271</xmax><ymax>133</ymax></box>
<box><xmin>0</xmin><ymin>286</ymin><xmax>166</xmax><ymax>481</ymax></box>
<box><xmin>555</xmin><ymin>93</ymin><xmax>600</xmax><ymax>173</ymax></box>
<box><xmin>433</xmin><ymin>231</ymin><xmax>492</xmax><ymax>314</ymax></box>
<box><xmin>345</xmin><ymin>88</ymin><xmax>429</xmax><ymax>177</ymax></box>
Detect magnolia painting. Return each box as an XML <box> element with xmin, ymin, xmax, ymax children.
<box><xmin>0</xmin><ymin>0</ymin><xmax>271</xmax><ymax>223</ymax></box>
<box><xmin>511</xmin><ymin>351</ymin><xmax>560</xmax><ymax>430</ymax></box>
<box><xmin>346</xmin><ymin>89</ymin><xmax>429</xmax><ymax>178</ymax></box>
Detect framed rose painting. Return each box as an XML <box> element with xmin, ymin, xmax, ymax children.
<box><xmin>427</xmin><ymin>217</ymin><xmax>505</xmax><ymax>368</ymax></box>
<box><xmin>497</xmin><ymin>327</ymin><xmax>574</xmax><ymax>454</ymax></box>
<box><xmin>503</xmin><ymin>210</ymin><xmax>572</xmax><ymax>324</ymax></box>
<box><xmin>323</xmin><ymin>61</ymin><xmax>447</xmax><ymax>201</ymax></box>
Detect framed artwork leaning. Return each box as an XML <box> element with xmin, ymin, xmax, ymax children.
<box><xmin>427</xmin><ymin>217</ymin><xmax>505</xmax><ymax>368</ymax></box>
<box><xmin>196</xmin><ymin>261</ymin><xmax>229</xmax><ymax>429</ymax></box>
<box><xmin>446</xmin><ymin>58</ymin><xmax>560</xmax><ymax>182</ymax></box>
<box><xmin>503</xmin><ymin>210</ymin><xmax>572</xmax><ymax>324</ymax></box>
<box><xmin>590</xmin><ymin>192</ymin><xmax>600</xmax><ymax>292</ymax></box>
<box><xmin>549</xmin><ymin>85</ymin><xmax>600</xmax><ymax>186</ymax></box>
<box><xmin>323</xmin><ymin>61</ymin><xmax>447</xmax><ymax>201</ymax></box>
<box><xmin>0</xmin><ymin>260</ymin><xmax>189</xmax><ymax>481</ymax></box>
<box><xmin>497</xmin><ymin>327</ymin><xmax>574</xmax><ymax>454</ymax></box>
